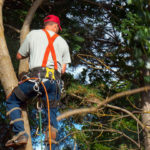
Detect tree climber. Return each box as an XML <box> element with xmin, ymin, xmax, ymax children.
<box><xmin>5</xmin><ymin>15</ymin><xmax>71</xmax><ymax>150</ymax></box>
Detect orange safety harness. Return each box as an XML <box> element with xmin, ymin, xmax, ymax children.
<box><xmin>42</xmin><ymin>29</ymin><xmax>59</xmax><ymax>70</ymax></box>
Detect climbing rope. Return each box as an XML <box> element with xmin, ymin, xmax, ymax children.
<box><xmin>41</xmin><ymin>81</ymin><xmax>52</xmax><ymax>150</ymax></box>
<box><xmin>6</xmin><ymin>77</ymin><xmax>52</xmax><ymax>150</ymax></box>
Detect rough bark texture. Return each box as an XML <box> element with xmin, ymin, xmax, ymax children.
<box><xmin>0</xmin><ymin>0</ymin><xmax>18</xmax><ymax>95</ymax></box>
<box><xmin>141</xmin><ymin>68</ymin><xmax>150</xmax><ymax>150</ymax></box>
<box><xmin>18</xmin><ymin>0</ymin><xmax>44</xmax><ymax>150</ymax></box>
<box><xmin>142</xmin><ymin>91</ymin><xmax>150</xmax><ymax>150</ymax></box>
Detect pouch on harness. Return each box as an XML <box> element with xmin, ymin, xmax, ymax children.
<box><xmin>27</xmin><ymin>67</ymin><xmax>61</xmax><ymax>80</ymax></box>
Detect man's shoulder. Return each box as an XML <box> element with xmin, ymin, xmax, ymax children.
<box><xmin>28</xmin><ymin>29</ymin><xmax>43</xmax><ymax>35</ymax></box>
<box><xmin>56</xmin><ymin>35</ymin><xmax>68</xmax><ymax>45</ymax></box>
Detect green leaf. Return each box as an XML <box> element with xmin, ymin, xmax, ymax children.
<box><xmin>74</xmin><ymin>44</ymin><xmax>81</xmax><ymax>51</ymax></box>
<box><xmin>73</xmin><ymin>36</ymin><xmax>85</xmax><ymax>42</ymax></box>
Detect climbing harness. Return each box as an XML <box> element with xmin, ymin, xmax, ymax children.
<box><xmin>26</xmin><ymin>67</ymin><xmax>61</xmax><ymax>80</ymax></box>
<box><xmin>13</xmin><ymin>86</ymin><xmax>29</xmax><ymax>102</ymax></box>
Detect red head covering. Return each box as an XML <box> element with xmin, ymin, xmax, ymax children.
<box><xmin>44</xmin><ymin>15</ymin><xmax>62</xmax><ymax>31</ymax></box>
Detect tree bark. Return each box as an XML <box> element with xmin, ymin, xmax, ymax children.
<box><xmin>141</xmin><ymin>68</ymin><xmax>150</xmax><ymax>150</ymax></box>
<box><xmin>0</xmin><ymin>0</ymin><xmax>18</xmax><ymax>95</ymax></box>
<box><xmin>18</xmin><ymin>0</ymin><xmax>44</xmax><ymax>150</ymax></box>
<box><xmin>141</xmin><ymin>91</ymin><xmax>150</xmax><ymax>150</ymax></box>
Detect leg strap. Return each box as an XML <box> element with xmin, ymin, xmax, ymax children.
<box><xmin>6</xmin><ymin>107</ymin><xmax>22</xmax><ymax>116</ymax></box>
<box><xmin>10</xmin><ymin>118</ymin><xmax>24</xmax><ymax>125</ymax></box>
<box><xmin>12</xmin><ymin>131</ymin><xmax>26</xmax><ymax>141</ymax></box>
<box><xmin>14</xmin><ymin>86</ymin><xmax>28</xmax><ymax>101</ymax></box>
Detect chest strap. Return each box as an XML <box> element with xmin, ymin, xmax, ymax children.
<box><xmin>42</xmin><ymin>29</ymin><xmax>59</xmax><ymax>70</ymax></box>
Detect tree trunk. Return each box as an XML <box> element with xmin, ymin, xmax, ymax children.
<box><xmin>141</xmin><ymin>91</ymin><xmax>150</xmax><ymax>150</ymax></box>
<box><xmin>0</xmin><ymin>0</ymin><xmax>18</xmax><ymax>95</ymax></box>
<box><xmin>142</xmin><ymin>68</ymin><xmax>150</xmax><ymax>150</ymax></box>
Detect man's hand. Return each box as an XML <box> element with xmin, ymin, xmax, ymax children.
<box><xmin>61</xmin><ymin>64</ymin><xmax>66</xmax><ymax>74</ymax></box>
<box><xmin>16</xmin><ymin>53</ymin><xmax>26</xmax><ymax>60</ymax></box>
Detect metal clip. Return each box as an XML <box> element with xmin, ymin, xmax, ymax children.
<box><xmin>37</xmin><ymin>100</ymin><xmax>43</xmax><ymax>111</ymax></box>
<box><xmin>33</xmin><ymin>82</ymin><xmax>40</xmax><ymax>92</ymax></box>
<box><xmin>61</xmin><ymin>81</ymin><xmax>65</xmax><ymax>94</ymax></box>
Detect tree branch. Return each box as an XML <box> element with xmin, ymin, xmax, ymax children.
<box><xmin>4</xmin><ymin>24</ymin><xmax>20</xmax><ymax>33</ymax></box>
<box><xmin>20</xmin><ymin>0</ymin><xmax>44</xmax><ymax>43</ymax></box>
<box><xmin>57</xmin><ymin>86</ymin><xmax>150</xmax><ymax>121</ymax></box>
<box><xmin>106</xmin><ymin>104</ymin><xmax>145</xmax><ymax>131</ymax></box>
<box><xmin>58</xmin><ymin>129</ymin><xmax>140</xmax><ymax>149</ymax></box>
<box><xmin>0</xmin><ymin>0</ymin><xmax>4</xmax><ymax>31</ymax></box>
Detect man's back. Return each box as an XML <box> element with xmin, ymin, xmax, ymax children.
<box><xmin>18</xmin><ymin>29</ymin><xmax>71</xmax><ymax>73</ymax></box>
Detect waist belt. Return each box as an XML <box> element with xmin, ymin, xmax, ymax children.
<box><xmin>27</xmin><ymin>67</ymin><xmax>61</xmax><ymax>80</ymax></box>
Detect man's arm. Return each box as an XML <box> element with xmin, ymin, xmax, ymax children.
<box><xmin>61</xmin><ymin>40</ymin><xmax>71</xmax><ymax>74</ymax></box>
<box><xmin>61</xmin><ymin>64</ymin><xmax>66</xmax><ymax>74</ymax></box>
<box><xmin>17</xmin><ymin>31</ymin><xmax>32</xmax><ymax>60</ymax></box>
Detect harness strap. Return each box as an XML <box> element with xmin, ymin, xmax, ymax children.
<box><xmin>6</xmin><ymin>107</ymin><xmax>22</xmax><ymax>116</ymax></box>
<box><xmin>14</xmin><ymin>86</ymin><xmax>29</xmax><ymax>101</ymax></box>
<box><xmin>12</xmin><ymin>131</ymin><xmax>26</xmax><ymax>141</ymax></box>
<box><xmin>10</xmin><ymin>118</ymin><xmax>24</xmax><ymax>125</ymax></box>
<box><xmin>42</xmin><ymin>29</ymin><xmax>59</xmax><ymax>70</ymax></box>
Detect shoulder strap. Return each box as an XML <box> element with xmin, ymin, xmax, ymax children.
<box><xmin>42</xmin><ymin>29</ymin><xmax>59</xmax><ymax>70</ymax></box>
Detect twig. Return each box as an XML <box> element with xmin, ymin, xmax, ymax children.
<box><xmin>58</xmin><ymin>128</ymin><xmax>140</xmax><ymax>149</ymax></box>
<box><xmin>106</xmin><ymin>104</ymin><xmax>145</xmax><ymax>131</ymax></box>
<box><xmin>4</xmin><ymin>24</ymin><xmax>20</xmax><ymax>33</ymax></box>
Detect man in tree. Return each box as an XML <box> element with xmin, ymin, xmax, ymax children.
<box><xmin>5</xmin><ymin>15</ymin><xmax>71</xmax><ymax>149</ymax></box>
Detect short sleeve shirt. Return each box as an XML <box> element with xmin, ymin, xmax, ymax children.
<box><xmin>18</xmin><ymin>29</ymin><xmax>71</xmax><ymax>73</ymax></box>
